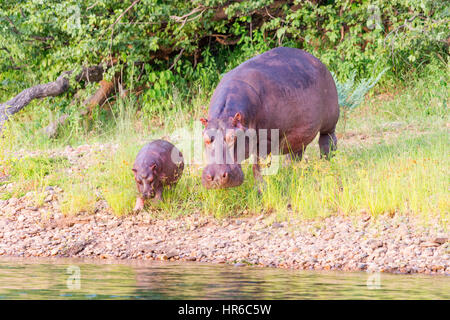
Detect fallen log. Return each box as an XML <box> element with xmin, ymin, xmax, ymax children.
<box><xmin>81</xmin><ymin>79</ymin><xmax>116</xmax><ymax>115</ymax></box>
<box><xmin>0</xmin><ymin>65</ymin><xmax>106</xmax><ymax>131</ymax></box>
<box><xmin>43</xmin><ymin>78</ymin><xmax>117</xmax><ymax>138</ymax></box>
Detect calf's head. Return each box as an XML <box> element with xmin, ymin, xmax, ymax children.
<box><xmin>132</xmin><ymin>162</ymin><xmax>159</xmax><ymax>198</ymax></box>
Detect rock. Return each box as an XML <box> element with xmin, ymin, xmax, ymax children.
<box><xmin>272</xmin><ymin>222</ymin><xmax>283</xmax><ymax>228</ymax></box>
<box><xmin>324</xmin><ymin>232</ymin><xmax>335</xmax><ymax>240</ymax></box>
<box><xmin>357</xmin><ymin>263</ymin><xmax>367</xmax><ymax>270</ymax></box>
<box><xmin>234</xmin><ymin>263</ymin><xmax>246</xmax><ymax>267</ymax></box>
<box><xmin>420</xmin><ymin>242</ymin><xmax>439</xmax><ymax>248</ymax></box>
<box><xmin>239</xmin><ymin>233</ymin><xmax>253</xmax><ymax>242</ymax></box>
<box><xmin>367</xmin><ymin>263</ymin><xmax>379</xmax><ymax>272</ymax></box>
<box><xmin>64</xmin><ymin>241</ymin><xmax>89</xmax><ymax>256</ymax></box>
<box><xmin>157</xmin><ymin>254</ymin><xmax>168</xmax><ymax>260</ymax></box>
<box><xmin>166</xmin><ymin>250</ymin><xmax>178</xmax><ymax>259</ymax></box>
<box><xmin>432</xmin><ymin>237</ymin><xmax>447</xmax><ymax>245</ymax></box>
<box><xmin>367</xmin><ymin>240</ymin><xmax>383</xmax><ymax>250</ymax></box>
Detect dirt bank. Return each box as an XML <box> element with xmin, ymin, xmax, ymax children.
<box><xmin>0</xmin><ymin>195</ymin><xmax>448</xmax><ymax>275</ymax></box>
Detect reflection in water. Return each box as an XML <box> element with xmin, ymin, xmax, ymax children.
<box><xmin>0</xmin><ymin>258</ymin><xmax>448</xmax><ymax>299</ymax></box>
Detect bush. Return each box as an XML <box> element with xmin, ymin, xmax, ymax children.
<box><xmin>1</xmin><ymin>0</ymin><xmax>448</xmax><ymax>117</ymax></box>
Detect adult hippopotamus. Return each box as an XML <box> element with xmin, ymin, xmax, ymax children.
<box><xmin>200</xmin><ymin>47</ymin><xmax>339</xmax><ymax>189</ymax></box>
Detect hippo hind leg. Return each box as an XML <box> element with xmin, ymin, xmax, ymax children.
<box><xmin>319</xmin><ymin>132</ymin><xmax>337</xmax><ymax>159</ymax></box>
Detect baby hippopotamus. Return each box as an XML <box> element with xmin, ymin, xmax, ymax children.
<box><xmin>132</xmin><ymin>139</ymin><xmax>184</xmax><ymax>211</ymax></box>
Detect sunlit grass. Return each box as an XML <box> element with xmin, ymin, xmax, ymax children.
<box><xmin>0</xmin><ymin>64</ymin><xmax>448</xmax><ymax>222</ymax></box>
<box><xmin>0</xmin><ymin>154</ymin><xmax>69</xmax><ymax>200</ymax></box>
<box><xmin>59</xmin><ymin>183</ymin><xmax>97</xmax><ymax>216</ymax></box>
<box><xmin>70</xmin><ymin>129</ymin><xmax>447</xmax><ymax>222</ymax></box>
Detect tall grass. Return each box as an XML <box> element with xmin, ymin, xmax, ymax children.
<box><xmin>82</xmin><ymin>130</ymin><xmax>447</xmax><ymax>222</ymax></box>
<box><xmin>0</xmin><ymin>63</ymin><xmax>448</xmax><ymax>222</ymax></box>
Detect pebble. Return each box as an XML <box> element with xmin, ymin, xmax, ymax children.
<box><xmin>432</xmin><ymin>237</ymin><xmax>447</xmax><ymax>245</ymax></box>
<box><xmin>234</xmin><ymin>263</ymin><xmax>246</xmax><ymax>267</ymax></box>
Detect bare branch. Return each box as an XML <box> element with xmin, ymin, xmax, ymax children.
<box><xmin>109</xmin><ymin>0</ymin><xmax>142</xmax><ymax>31</ymax></box>
<box><xmin>0</xmin><ymin>65</ymin><xmax>106</xmax><ymax>130</ymax></box>
<box><xmin>168</xmin><ymin>48</ymin><xmax>185</xmax><ymax>71</ymax></box>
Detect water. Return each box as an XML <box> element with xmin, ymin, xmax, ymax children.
<box><xmin>0</xmin><ymin>257</ymin><xmax>448</xmax><ymax>299</ymax></box>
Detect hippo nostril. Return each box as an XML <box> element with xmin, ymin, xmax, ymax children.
<box><xmin>222</xmin><ymin>172</ymin><xmax>228</xmax><ymax>179</ymax></box>
<box><xmin>206</xmin><ymin>174</ymin><xmax>213</xmax><ymax>181</ymax></box>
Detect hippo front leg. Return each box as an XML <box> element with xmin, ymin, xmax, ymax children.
<box><xmin>152</xmin><ymin>188</ymin><xmax>163</xmax><ymax>203</ymax></box>
<box><xmin>133</xmin><ymin>197</ymin><xmax>145</xmax><ymax>212</ymax></box>
<box><xmin>252</xmin><ymin>162</ymin><xmax>265</xmax><ymax>194</ymax></box>
<box><xmin>319</xmin><ymin>132</ymin><xmax>337</xmax><ymax>159</ymax></box>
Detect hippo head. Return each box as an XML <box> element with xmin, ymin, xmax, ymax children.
<box><xmin>200</xmin><ymin>112</ymin><xmax>247</xmax><ymax>189</ymax></box>
<box><xmin>132</xmin><ymin>163</ymin><xmax>159</xmax><ymax>199</ymax></box>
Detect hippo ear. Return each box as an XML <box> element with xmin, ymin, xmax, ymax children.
<box><xmin>232</xmin><ymin>112</ymin><xmax>243</xmax><ymax>127</ymax></box>
<box><xmin>200</xmin><ymin>117</ymin><xmax>208</xmax><ymax>126</ymax></box>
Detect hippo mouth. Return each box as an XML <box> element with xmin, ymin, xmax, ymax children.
<box><xmin>201</xmin><ymin>164</ymin><xmax>244</xmax><ymax>189</ymax></box>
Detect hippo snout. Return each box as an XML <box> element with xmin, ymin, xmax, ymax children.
<box><xmin>142</xmin><ymin>190</ymin><xmax>155</xmax><ymax>199</ymax></box>
<box><xmin>203</xmin><ymin>166</ymin><xmax>230</xmax><ymax>186</ymax></box>
<box><xmin>202</xmin><ymin>164</ymin><xmax>244</xmax><ymax>189</ymax></box>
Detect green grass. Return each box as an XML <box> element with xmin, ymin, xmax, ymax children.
<box><xmin>0</xmin><ymin>63</ymin><xmax>448</xmax><ymax>223</ymax></box>
<box><xmin>76</xmin><ymin>130</ymin><xmax>447</xmax><ymax>223</ymax></box>
<box><xmin>0</xmin><ymin>155</ymin><xmax>70</xmax><ymax>200</ymax></box>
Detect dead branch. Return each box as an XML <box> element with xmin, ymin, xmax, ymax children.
<box><xmin>210</xmin><ymin>34</ymin><xmax>240</xmax><ymax>45</ymax></box>
<box><xmin>170</xmin><ymin>6</ymin><xmax>208</xmax><ymax>28</ymax></box>
<box><xmin>168</xmin><ymin>48</ymin><xmax>185</xmax><ymax>71</ymax></box>
<box><xmin>81</xmin><ymin>79</ymin><xmax>116</xmax><ymax>115</ymax></box>
<box><xmin>0</xmin><ymin>65</ymin><xmax>106</xmax><ymax>130</ymax></box>
<box><xmin>109</xmin><ymin>0</ymin><xmax>142</xmax><ymax>31</ymax></box>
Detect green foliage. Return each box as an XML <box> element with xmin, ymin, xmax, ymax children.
<box><xmin>1</xmin><ymin>1</ymin><xmax>448</xmax><ymax>108</ymax></box>
<box><xmin>1</xmin><ymin>155</ymin><xmax>70</xmax><ymax>199</ymax></box>
<box><xmin>0</xmin><ymin>62</ymin><xmax>448</xmax><ymax>220</ymax></box>
<box><xmin>333</xmin><ymin>68</ymin><xmax>387</xmax><ymax>111</ymax></box>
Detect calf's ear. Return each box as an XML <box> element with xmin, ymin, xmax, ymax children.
<box><xmin>200</xmin><ymin>117</ymin><xmax>208</xmax><ymax>126</ymax></box>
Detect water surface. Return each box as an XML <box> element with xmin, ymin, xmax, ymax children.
<box><xmin>0</xmin><ymin>257</ymin><xmax>448</xmax><ymax>299</ymax></box>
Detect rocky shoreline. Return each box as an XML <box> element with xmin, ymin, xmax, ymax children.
<box><xmin>0</xmin><ymin>193</ymin><xmax>448</xmax><ymax>275</ymax></box>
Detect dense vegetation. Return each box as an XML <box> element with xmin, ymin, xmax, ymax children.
<box><xmin>0</xmin><ymin>1</ymin><xmax>448</xmax><ymax>220</ymax></box>
<box><xmin>1</xmin><ymin>0</ymin><xmax>448</xmax><ymax>125</ymax></box>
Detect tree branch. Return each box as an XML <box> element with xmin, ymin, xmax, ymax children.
<box><xmin>109</xmin><ymin>0</ymin><xmax>142</xmax><ymax>31</ymax></box>
<box><xmin>0</xmin><ymin>65</ymin><xmax>106</xmax><ymax>130</ymax></box>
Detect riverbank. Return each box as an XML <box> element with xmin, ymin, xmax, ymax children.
<box><xmin>1</xmin><ymin>79</ymin><xmax>448</xmax><ymax>275</ymax></box>
<box><xmin>0</xmin><ymin>193</ymin><xmax>448</xmax><ymax>274</ymax></box>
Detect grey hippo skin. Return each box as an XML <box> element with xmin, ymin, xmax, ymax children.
<box><xmin>201</xmin><ymin>47</ymin><xmax>339</xmax><ymax>189</ymax></box>
<box><xmin>132</xmin><ymin>139</ymin><xmax>184</xmax><ymax>211</ymax></box>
